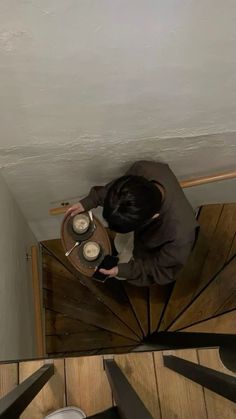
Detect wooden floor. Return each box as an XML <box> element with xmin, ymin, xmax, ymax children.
<box><xmin>41</xmin><ymin>203</ymin><xmax>236</xmax><ymax>356</ymax></box>
<box><xmin>0</xmin><ymin>349</ymin><xmax>235</xmax><ymax>419</ymax></box>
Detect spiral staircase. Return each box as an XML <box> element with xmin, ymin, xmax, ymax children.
<box><xmin>41</xmin><ymin>203</ymin><xmax>236</xmax><ymax>357</ymax></box>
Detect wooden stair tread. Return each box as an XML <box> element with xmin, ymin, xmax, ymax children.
<box><xmin>194</xmin><ymin>203</ymin><xmax>236</xmax><ymax>295</ymax></box>
<box><xmin>65</xmin><ymin>357</ymin><xmax>113</xmax><ymax>416</ymax></box>
<box><xmin>43</xmin><ymin>252</ymin><xmax>140</xmax><ymax>341</ymax></box>
<box><xmin>47</xmin><ymin>331</ymin><xmax>137</xmax><ymax>354</ymax></box>
<box><xmin>168</xmin><ymin>256</ymin><xmax>236</xmax><ymax>330</ymax></box>
<box><xmin>42</xmin><ymin>241</ymin><xmax>143</xmax><ymax>339</ymax></box>
<box><xmin>182</xmin><ymin>310</ymin><xmax>236</xmax><ymax>334</ymax></box>
<box><xmin>124</xmin><ymin>284</ymin><xmax>149</xmax><ymax>336</ymax></box>
<box><xmin>149</xmin><ymin>284</ymin><xmax>173</xmax><ymax>334</ymax></box>
<box><xmin>114</xmin><ymin>352</ymin><xmax>161</xmax><ymax>418</ymax></box>
<box><xmin>19</xmin><ymin>360</ymin><xmax>65</xmax><ymax>419</ymax></box>
<box><xmin>45</xmin><ymin>310</ymin><xmax>98</xmax><ymax>335</ymax></box>
<box><xmin>159</xmin><ymin>204</ymin><xmax>236</xmax><ymax>331</ymax></box>
<box><xmin>198</xmin><ymin>349</ymin><xmax>236</xmax><ymax>419</ymax></box>
<box><xmin>154</xmin><ymin>349</ymin><xmax>208</xmax><ymax>419</ymax></box>
<box><xmin>0</xmin><ymin>364</ymin><xmax>18</xmax><ymax>398</ymax></box>
<box><xmin>43</xmin><ymin>287</ymin><xmax>139</xmax><ymax>342</ymax></box>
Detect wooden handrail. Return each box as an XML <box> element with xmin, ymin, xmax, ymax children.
<box><xmin>49</xmin><ymin>169</ymin><xmax>236</xmax><ymax>216</ymax></box>
<box><xmin>179</xmin><ymin>170</ymin><xmax>236</xmax><ymax>188</ymax></box>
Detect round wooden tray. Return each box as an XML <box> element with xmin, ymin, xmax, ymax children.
<box><xmin>61</xmin><ymin>212</ymin><xmax>111</xmax><ymax>277</ymax></box>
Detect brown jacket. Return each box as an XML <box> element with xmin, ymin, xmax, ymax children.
<box><xmin>81</xmin><ymin>161</ymin><xmax>198</xmax><ymax>286</ymax></box>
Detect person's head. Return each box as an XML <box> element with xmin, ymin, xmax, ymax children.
<box><xmin>103</xmin><ymin>175</ymin><xmax>163</xmax><ymax>233</ymax></box>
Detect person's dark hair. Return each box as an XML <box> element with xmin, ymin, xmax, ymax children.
<box><xmin>103</xmin><ymin>175</ymin><xmax>163</xmax><ymax>233</ymax></box>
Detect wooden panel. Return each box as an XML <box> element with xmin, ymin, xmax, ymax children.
<box><xmin>0</xmin><ymin>364</ymin><xmax>18</xmax><ymax>398</ymax></box>
<box><xmin>149</xmin><ymin>284</ymin><xmax>173</xmax><ymax>333</ymax></box>
<box><xmin>43</xmin><ymin>287</ymin><xmax>139</xmax><ymax>342</ymax></box>
<box><xmin>114</xmin><ymin>352</ymin><xmax>161</xmax><ymax>418</ymax></box>
<box><xmin>227</xmin><ymin>232</ymin><xmax>236</xmax><ymax>261</ymax></box>
<box><xmin>42</xmin><ymin>240</ymin><xmax>79</xmax><ymax>277</ymax></box>
<box><xmin>19</xmin><ymin>360</ymin><xmax>65</xmax><ymax>419</ymax></box>
<box><xmin>84</xmin><ymin>279</ymin><xmax>143</xmax><ymax>340</ymax></box>
<box><xmin>198</xmin><ymin>349</ymin><xmax>236</xmax><ymax>419</ymax></box>
<box><xmin>124</xmin><ymin>284</ymin><xmax>149</xmax><ymax>336</ymax></box>
<box><xmin>46</xmin><ymin>331</ymin><xmax>137</xmax><ymax>354</ymax></box>
<box><xmin>65</xmin><ymin>356</ymin><xmax>112</xmax><ymax>416</ymax></box>
<box><xmin>154</xmin><ymin>350</ymin><xmax>207</xmax><ymax>419</ymax></box>
<box><xmin>183</xmin><ymin>310</ymin><xmax>236</xmax><ymax>334</ymax></box>
<box><xmin>169</xmin><ymin>256</ymin><xmax>236</xmax><ymax>330</ymax></box>
<box><xmin>43</xmin><ymin>244</ymin><xmax>142</xmax><ymax>339</ymax></box>
<box><xmin>31</xmin><ymin>246</ymin><xmax>45</xmax><ymax>357</ymax></box>
<box><xmin>43</xmin><ymin>252</ymin><xmax>76</xmax><ymax>281</ymax></box>
<box><xmin>159</xmin><ymin>204</ymin><xmax>223</xmax><ymax>331</ymax></box>
<box><xmin>45</xmin><ymin>310</ymin><xmax>98</xmax><ymax>335</ymax></box>
<box><xmin>194</xmin><ymin>203</ymin><xmax>236</xmax><ymax>294</ymax></box>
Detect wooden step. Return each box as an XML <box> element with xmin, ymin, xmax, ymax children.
<box><xmin>154</xmin><ymin>349</ymin><xmax>208</xmax><ymax>419</ymax></box>
<box><xmin>168</xmin><ymin>256</ymin><xmax>236</xmax><ymax>330</ymax></box>
<box><xmin>45</xmin><ymin>310</ymin><xmax>98</xmax><ymax>335</ymax></box>
<box><xmin>47</xmin><ymin>331</ymin><xmax>137</xmax><ymax>354</ymax></box>
<box><xmin>0</xmin><ymin>364</ymin><xmax>18</xmax><ymax>398</ymax></box>
<box><xmin>149</xmin><ymin>284</ymin><xmax>173</xmax><ymax>334</ymax></box>
<box><xmin>197</xmin><ymin>348</ymin><xmax>236</xmax><ymax>419</ymax></box>
<box><xmin>43</xmin><ymin>253</ymin><xmax>140</xmax><ymax>341</ymax></box>
<box><xmin>159</xmin><ymin>204</ymin><xmax>236</xmax><ymax>331</ymax></box>
<box><xmin>124</xmin><ymin>284</ymin><xmax>149</xmax><ymax>336</ymax></box>
<box><xmin>182</xmin><ymin>310</ymin><xmax>236</xmax><ymax>334</ymax></box>
<box><xmin>44</xmin><ymin>287</ymin><xmax>139</xmax><ymax>342</ymax></box>
<box><xmin>114</xmin><ymin>352</ymin><xmax>161</xmax><ymax>418</ymax></box>
<box><xmin>65</xmin><ymin>356</ymin><xmax>113</xmax><ymax>416</ymax></box>
<box><xmin>19</xmin><ymin>359</ymin><xmax>65</xmax><ymax>419</ymax></box>
<box><xmin>42</xmin><ymin>241</ymin><xmax>143</xmax><ymax>339</ymax></box>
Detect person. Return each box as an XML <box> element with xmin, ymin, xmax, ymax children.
<box><xmin>66</xmin><ymin>161</ymin><xmax>198</xmax><ymax>286</ymax></box>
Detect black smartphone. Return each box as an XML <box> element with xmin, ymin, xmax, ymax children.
<box><xmin>93</xmin><ymin>255</ymin><xmax>119</xmax><ymax>282</ymax></box>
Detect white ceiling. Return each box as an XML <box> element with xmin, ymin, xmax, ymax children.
<box><xmin>0</xmin><ymin>0</ymin><xmax>236</xmax><ymax>239</ymax></box>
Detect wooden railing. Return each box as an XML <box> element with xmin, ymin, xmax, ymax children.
<box><xmin>49</xmin><ymin>169</ymin><xmax>236</xmax><ymax>216</ymax></box>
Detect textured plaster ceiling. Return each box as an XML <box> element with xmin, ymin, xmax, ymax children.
<box><xmin>0</xmin><ymin>1</ymin><xmax>236</xmax><ymax>239</ymax></box>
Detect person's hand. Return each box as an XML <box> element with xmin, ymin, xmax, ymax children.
<box><xmin>66</xmin><ymin>202</ymin><xmax>85</xmax><ymax>217</ymax></box>
<box><xmin>99</xmin><ymin>266</ymin><xmax>118</xmax><ymax>278</ymax></box>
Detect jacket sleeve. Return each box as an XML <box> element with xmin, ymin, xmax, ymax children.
<box><xmin>117</xmin><ymin>239</ymin><xmax>194</xmax><ymax>286</ymax></box>
<box><xmin>80</xmin><ymin>186</ymin><xmax>108</xmax><ymax>211</ymax></box>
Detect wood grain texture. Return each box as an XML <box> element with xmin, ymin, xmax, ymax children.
<box><xmin>19</xmin><ymin>359</ymin><xmax>65</xmax><ymax>419</ymax></box>
<box><xmin>194</xmin><ymin>203</ymin><xmax>236</xmax><ymax>295</ymax></box>
<box><xmin>43</xmin><ymin>288</ymin><xmax>139</xmax><ymax>342</ymax></box>
<box><xmin>179</xmin><ymin>170</ymin><xmax>236</xmax><ymax>188</ymax></box>
<box><xmin>159</xmin><ymin>204</ymin><xmax>223</xmax><ymax>331</ymax></box>
<box><xmin>31</xmin><ymin>245</ymin><xmax>45</xmax><ymax>357</ymax></box>
<box><xmin>45</xmin><ymin>310</ymin><xmax>98</xmax><ymax>335</ymax></box>
<box><xmin>65</xmin><ymin>356</ymin><xmax>113</xmax><ymax>416</ymax></box>
<box><xmin>182</xmin><ymin>310</ymin><xmax>236</xmax><ymax>334</ymax></box>
<box><xmin>46</xmin><ymin>331</ymin><xmax>137</xmax><ymax>354</ymax></box>
<box><xmin>0</xmin><ymin>364</ymin><xmax>18</xmax><ymax>398</ymax></box>
<box><xmin>154</xmin><ymin>350</ymin><xmax>208</xmax><ymax>419</ymax></box>
<box><xmin>198</xmin><ymin>349</ymin><xmax>236</xmax><ymax>419</ymax></box>
<box><xmin>114</xmin><ymin>352</ymin><xmax>161</xmax><ymax>418</ymax></box>
<box><xmin>42</xmin><ymin>243</ymin><xmax>142</xmax><ymax>339</ymax></box>
<box><xmin>124</xmin><ymin>284</ymin><xmax>149</xmax><ymax>336</ymax></box>
<box><xmin>227</xmin><ymin>232</ymin><xmax>236</xmax><ymax>261</ymax></box>
<box><xmin>149</xmin><ymin>284</ymin><xmax>173</xmax><ymax>333</ymax></box>
<box><xmin>169</xmin><ymin>256</ymin><xmax>236</xmax><ymax>330</ymax></box>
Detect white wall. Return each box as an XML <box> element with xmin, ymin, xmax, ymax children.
<box><xmin>0</xmin><ymin>0</ymin><xmax>236</xmax><ymax>239</ymax></box>
<box><xmin>0</xmin><ymin>173</ymin><xmax>37</xmax><ymax>361</ymax></box>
